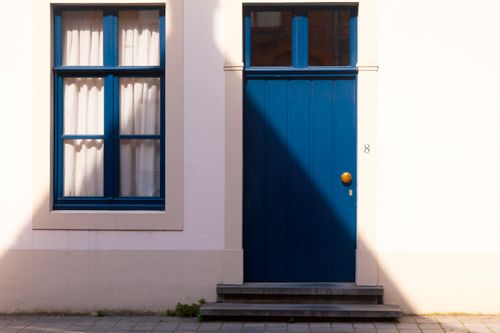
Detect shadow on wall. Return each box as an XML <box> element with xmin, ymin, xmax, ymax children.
<box><xmin>0</xmin><ymin>0</ymin><xmax>414</xmax><ymax>314</ymax></box>
<box><xmin>241</xmin><ymin>74</ymin><xmax>413</xmax><ymax>312</ymax></box>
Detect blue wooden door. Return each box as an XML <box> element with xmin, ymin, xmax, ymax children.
<box><xmin>243</xmin><ymin>7</ymin><xmax>357</xmax><ymax>282</ymax></box>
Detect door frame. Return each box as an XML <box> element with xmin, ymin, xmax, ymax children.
<box><xmin>223</xmin><ymin>0</ymin><xmax>379</xmax><ymax>286</ymax></box>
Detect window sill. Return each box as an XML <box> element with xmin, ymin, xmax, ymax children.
<box><xmin>32</xmin><ymin>208</ymin><xmax>182</xmax><ymax>230</ymax></box>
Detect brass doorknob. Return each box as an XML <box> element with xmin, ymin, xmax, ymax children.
<box><xmin>340</xmin><ymin>172</ymin><xmax>352</xmax><ymax>186</ymax></box>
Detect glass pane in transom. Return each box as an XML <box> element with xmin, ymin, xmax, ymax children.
<box><xmin>62</xmin><ymin>11</ymin><xmax>103</xmax><ymax>66</ymax></box>
<box><xmin>120</xmin><ymin>78</ymin><xmax>160</xmax><ymax>135</ymax></box>
<box><xmin>308</xmin><ymin>9</ymin><xmax>351</xmax><ymax>66</ymax></box>
<box><xmin>63</xmin><ymin>78</ymin><xmax>104</xmax><ymax>135</ymax></box>
<box><xmin>250</xmin><ymin>10</ymin><xmax>292</xmax><ymax>66</ymax></box>
<box><xmin>119</xmin><ymin>10</ymin><xmax>160</xmax><ymax>66</ymax></box>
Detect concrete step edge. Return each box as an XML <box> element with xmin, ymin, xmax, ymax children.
<box><xmin>200</xmin><ymin>303</ymin><xmax>401</xmax><ymax>319</ymax></box>
<box><xmin>217</xmin><ymin>283</ymin><xmax>384</xmax><ymax>296</ymax></box>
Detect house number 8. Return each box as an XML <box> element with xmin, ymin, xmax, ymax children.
<box><xmin>364</xmin><ymin>144</ymin><xmax>371</xmax><ymax>153</ymax></box>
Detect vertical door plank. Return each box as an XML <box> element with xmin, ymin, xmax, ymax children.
<box><xmin>287</xmin><ymin>79</ymin><xmax>311</xmax><ymax>281</ymax></box>
<box><xmin>331</xmin><ymin>78</ymin><xmax>357</xmax><ymax>281</ymax></box>
<box><xmin>266</xmin><ymin>80</ymin><xmax>289</xmax><ymax>281</ymax></box>
<box><xmin>243</xmin><ymin>79</ymin><xmax>268</xmax><ymax>281</ymax></box>
<box><xmin>309</xmin><ymin>79</ymin><xmax>335</xmax><ymax>281</ymax></box>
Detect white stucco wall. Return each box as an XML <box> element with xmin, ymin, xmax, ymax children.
<box><xmin>377</xmin><ymin>0</ymin><xmax>500</xmax><ymax>253</ymax></box>
<box><xmin>0</xmin><ymin>0</ymin><xmax>227</xmax><ymax>251</ymax></box>
<box><xmin>0</xmin><ymin>2</ymin><xmax>35</xmax><ymax>250</ymax></box>
<box><xmin>0</xmin><ymin>0</ymin><xmax>238</xmax><ymax>313</ymax></box>
<box><xmin>0</xmin><ymin>0</ymin><xmax>500</xmax><ymax>313</ymax></box>
<box><xmin>376</xmin><ymin>0</ymin><xmax>500</xmax><ymax>314</ymax></box>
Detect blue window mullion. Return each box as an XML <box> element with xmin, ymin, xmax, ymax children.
<box><xmin>103</xmin><ymin>74</ymin><xmax>114</xmax><ymax>198</ymax></box>
<box><xmin>292</xmin><ymin>11</ymin><xmax>308</xmax><ymax>68</ymax></box>
<box><xmin>103</xmin><ymin>9</ymin><xmax>117</xmax><ymax>67</ymax></box>
<box><xmin>113</xmin><ymin>74</ymin><xmax>120</xmax><ymax>197</ymax></box>
<box><xmin>104</xmin><ymin>9</ymin><xmax>117</xmax><ymax>198</ymax></box>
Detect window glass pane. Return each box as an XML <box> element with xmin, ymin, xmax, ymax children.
<box><xmin>120</xmin><ymin>140</ymin><xmax>160</xmax><ymax>197</ymax></box>
<box><xmin>308</xmin><ymin>10</ymin><xmax>351</xmax><ymax>66</ymax></box>
<box><xmin>64</xmin><ymin>139</ymin><xmax>104</xmax><ymax>196</ymax></box>
<box><xmin>119</xmin><ymin>10</ymin><xmax>160</xmax><ymax>66</ymax></box>
<box><xmin>250</xmin><ymin>11</ymin><xmax>292</xmax><ymax>66</ymax></box>
<box><xmin>120</xmin><ymin>78</ymin><xmax>160</xmax><ymax>134</ymax></box>
<box><xmin>62</xmin><ymin>11</ymin><xmax>103</xmax><ymax>66</ymax></box>
<box><xmin>64</xmin><ymin>78</ymin><xmax>104</xmax><ymax>135</ymax></box>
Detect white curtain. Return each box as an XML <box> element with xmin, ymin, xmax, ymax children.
<box><xmin>64</xmin><ymin>78</ymin><xmax>104</xmax><ymax>135</ymax></box>
<box><xmin>120</xmin><ymin>78</ymin><xmax>160</xmax><ymax>197</ymax></box>
<box><xmin>119</xmin><ymin>10</ymin><xmax>160</xmax><ymax>66</ymax></box>
<box><xmin>62</xmin><ymin>10</ymin><xmax>161</xmax><ymax>197</ymax></box>
<box><xmin>62</xmin><ymin>11</ymin><xmax>103</xmax><ymax>66</ymax></box>
<box><xmin>120</xmin><ymin>140</ymin><xmax>160</xmax><ymax>197</ymax></box>
<box><xmin>119</xmin><ymin>10</ymin><xmax>161</xmax><ymax>197</ymax></box>
<box><xmin>63</xmin><ymin>11</ymin><xmax>104</xmax><ymax>196</ymax></box>
<box><xmin>120</xmin><ymin>78</ymin><xmax>160</xmax><ymax>134</ymax></box>
<box><xmin>63</xmin><ymin>78</ymin><xmax>104</xmax><ymax>197</ymax></box>
<box><xmin>64</xmin><ymin>140</ymin><xmax>104</xmax><ymax>196</ymax></box>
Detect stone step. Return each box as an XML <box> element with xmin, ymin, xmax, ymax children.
<box><xmin>217</xmin><ymin>283</ymin><xmax>384</xmax><ymax>304</ymax></box>
<box><xmin>200</xmin><ymin>302</ymin><xmax>401</xmax><ymax>320</ymax></box>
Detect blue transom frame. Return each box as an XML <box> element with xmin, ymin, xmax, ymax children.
<box><xmin>243</xmin><ymin>5</ymin><xmax>358</xmax><ymax>73</ymax></box>
<box><xmin>53</xmin><ymin>6</ymin><xmax>166</xmax><ymax>210</ymax></box>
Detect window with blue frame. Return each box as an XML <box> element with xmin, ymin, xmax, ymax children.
<box><xmin>53</xmin><ymin>7</ymin><xmax>165</xmax><ymax>210</ymax></box>
<box><xmin>244</xmin><ymin>6</ymin><xmax>357</xmax><ymax>68</ymax></box>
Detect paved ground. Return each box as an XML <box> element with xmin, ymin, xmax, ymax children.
<box><xmin>0</xmin><ymin>316</ymin><xmax>500</xmax><ymax>333</ymax></box>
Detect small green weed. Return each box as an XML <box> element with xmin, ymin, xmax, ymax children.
<box><xmin>175</xmin><ymin>303</ymin><xmax>199</xmax><ymax>317</ymax></box>
<box><xmin>166</xmin><ymin>299</ymin><xmax>206</xmax><ymax>317</ymax></box>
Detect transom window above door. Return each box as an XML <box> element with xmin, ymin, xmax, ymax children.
<box><xmin>244</xmin><ymin>6</ymin><xmax>357</xmax><ymax>68</ymax></box>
